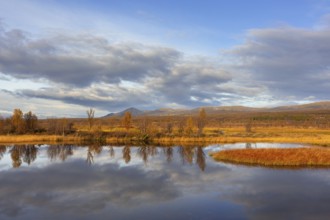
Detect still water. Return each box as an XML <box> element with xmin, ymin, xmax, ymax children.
<box><xmin>0</xmin><ymin>143</ymin><xmax>329</xmax><ymax>220</ymax></box>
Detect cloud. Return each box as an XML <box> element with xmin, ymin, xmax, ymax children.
<box><xmin>222</xmin><ymin>169</ymin><xmax>330</xmax><ymax>220</ymax></box>
<box><xmin>0</xmin><ymin>23</ymin><xmax>242</xmax><ymax>111</ymax></box>
<box><xmin>0</xmin><ymin>26</ymin><xmax>180</xmax><ymax>87</ymax></box>
<box><xmin>0</xmin><ymin>160</ymin><xmax>181</xmax><ymax>218</ymax></box>
<box><xmin>3</xmin><ymin>21</ymin><xmax>330</xmax><ymax>114</ymax></box>
<box><xmin>226</xmin><ymin>25</ymin><xmax>330</xmax><ymax>100</ymax></box>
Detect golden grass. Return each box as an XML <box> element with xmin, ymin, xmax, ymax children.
<box><xmin>211</xmin><ymin>148</ymin><xmax>330</xmax><ymax>167</ymax></box>
<box><xmin>1</xmin><ymin>126</ymin><xmax>330</xmax><ymax>146</ymax></box>
<box><xmin>0</xmin><ymin>135</ymin><xmax>82</xmax><ymax>144</ymax></box>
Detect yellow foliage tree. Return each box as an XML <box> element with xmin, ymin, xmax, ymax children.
<box><xmin>197</xmin><ymin>108</ymin><xmax>207</xmax><ymax>136</ymax></box>
<box><xmin>185</xmin><ymin>117</ymin><xmax>194</xmax><ymax>136</ymax></box>
<box><xmin>122</xmin><ymin>112</ymin><xmax>132</xmax><ymax>131</ymax></box>
<box><xmin>11</xmin><ymin>109</ymin><xmax>25</xmax><ymax>134</ymax></box>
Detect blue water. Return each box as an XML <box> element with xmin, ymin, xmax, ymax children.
<box><xmin>0</xmin><ymin>143</ymin><xmax>329</xmax><ymax>220</ymax></box>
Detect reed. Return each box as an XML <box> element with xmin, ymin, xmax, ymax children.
<box><xmin>211</xmin><ymin>148</ymin><xmax>330</xmax><ymax>167</ymax></box>
<box><xmin>0</xmin><ymin>135</ymin><xmax>82</xmax><ymax>144</ymax></box>
<box><xmin>0</xmin><ymin>126</ymin><xmax>330</xmax><ymax>146</ymax></box>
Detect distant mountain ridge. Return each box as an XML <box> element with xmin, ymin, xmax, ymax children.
<box><xmin>103</xmin><ymin>107</ymin><xmax>144</xmax><ymax>117</ymax></box>
<box><xmin>102</xmin><ymin>101</ymin><xmax>330</xmax><ymax>118</ymax></box>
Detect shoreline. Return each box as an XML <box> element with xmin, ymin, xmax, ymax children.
<box><xmin>0</xmin><ymin>128</ymin><xmax>330</xmax><ymax>146</ymax></box>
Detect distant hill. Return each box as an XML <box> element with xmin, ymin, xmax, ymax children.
<box><xmin>103</xmin><ymin>107</ymin><xmax>144</xmax><ymax>118</ymax></box>
<box><xmin>102</xmin><ymin>101</ymin><xmax>330</xmax><ymax>118</ymax></box>
<box><xmin>270</xmin><ymin>101</ymin><xmax>330</xmax><ymax>112</ymax></box>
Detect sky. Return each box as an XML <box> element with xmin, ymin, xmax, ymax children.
<box><xmin>1</xmin><ymin>0</ymin><xmax>330</xmax><ymax>117</ymax></box>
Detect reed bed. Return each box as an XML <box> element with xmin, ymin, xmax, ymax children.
<box><xmin>0</xmin><ymin>135</ymin><xmax>82</xmax><ymax>144</ymax></box>
<box><xmin>211</xmin><ymin>148</ymin><xmax>330</xmax><ymax>167</ymax></box>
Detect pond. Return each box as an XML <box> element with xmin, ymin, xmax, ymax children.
<box><xmin>0</xmin><ymin>143</ymin><xmax>329</xmax><ymax>220</ymax></box>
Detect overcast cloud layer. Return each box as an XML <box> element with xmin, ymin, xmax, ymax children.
<box><xmin>1</xmin><ymin>13</ymin><xmax>330</xmax><ymax>116</ymax></box>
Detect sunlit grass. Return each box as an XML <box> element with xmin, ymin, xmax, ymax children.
<box><xmin>1</xmin><ymin>126</ymin><xmax>330</xmax><ymax>146</ymax></box>
<box><xmin>0</xmin><ymin>135</ymin><xmax>81</xmax><ymax>144</ymax></box>
<box><xmin>211</xmin><ymin>148</ymin><xmax>330</xmax><ymax>167</ymax></box>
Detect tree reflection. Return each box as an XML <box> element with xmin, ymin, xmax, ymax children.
<box><xmin>47</xmin><ymin>145</ymin><xmax>74</xmax><ymax>161</ymax></box>
<box><xmin>86</xmin><ymin>145</ymin><xmax>103</xmax><ymax>165</ymax></box>
<box><xmin>177</xmin><ymin>146</ymin><xmax>206</xmax><ymax>171</ymax></box>
<box><xmin>138</xmin><ymin>146</ymin><xmax>148</xmax><ymax>164</ymax></box>
<box><xmin>147</xmin><ymin>146</ymin><xmax>158</xmax><ymax>157</ymax></box>
<box><xmin>123</xmin><ymin>146</ymin><xmax>131</xmax><ymax>164</ymax></box>
<box><xmin>4</xmin><ymin>145</ymin><xmax>207</xmax><ymax>170</ymax></box>
<box><xmin>178</xmin><ymin>146</ymin><xmax>194</xmax><ymax>165</ymax></box>
<box><xmin>0</xmin><ymin>146</ymin><xmax>6</xmax><ymax>160</ymax></box>
<box><xmin>109</xmin><ymin>146</ymin><xmax>115</xmax><ymax>158</ymax></box>
<box><xmin>10</xmin><ymin>145</ymin><xmax>38</xmax><ymax>168</ymax></box>
<box><xmin>86</xmin><ymin>148</ymin><xmax>94</xmax><ymax>165</ymax></box>
<box><xmin>10</xmin><ymin>146</ymin><xmax>22</xmax><ymax>168</ymax></box>
<box><xmin>22</xmin><ymin>145</ymin><xmax>38</xmax><ymax>165</ymax></box>
<box><xmin>164</xmin><ymin>147</ymin><xmax>173</xmax><ymax>163</ymax></box>
<box><xmin>196</xmin><ymin>147</ymin><xmax>206</xmax><ymax>171</ymax></box>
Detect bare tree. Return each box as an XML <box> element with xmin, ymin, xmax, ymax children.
<box><xmin>0</xmin><ymin>115</ymin><xmax>4</xmax><ymax>134</ymax></box>
<box><xmin>24</xmin><ymin>111</ymin><xmax>38</xmax><ymax>133</ymax></box>
<box><xmin>197</xmin><ymin>108</ymin><xmax>207</xmax><ymax>136</ymax></box>
<box><xmin>138</xmin><ymin>116</ymin><xmax>149</xmax><ymax>134</ymax></box>
<box><xmin>87</xmin><ymin>108</ymin><xmax>95</xmax><ymax>131</ymax></box>
<box><xmin>60</xmin><ymin>118</ymin><xmax>68</xmax><ymax>136</ymax></box>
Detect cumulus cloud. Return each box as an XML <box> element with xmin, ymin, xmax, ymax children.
<box><xmin>0</xmin><ymin>26</ymin><xmax>180</xmax><ymax>87</ymax></box>
<box><xmin>3</xmin><ymin>20</ymin><xmax>330</xmax><ymax>113</ymax></box>
<box><xmin>226</xmin><ymin>26</ymin><xmax>330</xmax><ymax>100</ymax></box>
<box><xmin>0</xmin><ymin>23</ymin><xmax>242</xmax><ymax>111</ymax></box>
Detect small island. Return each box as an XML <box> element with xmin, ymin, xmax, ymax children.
<box><xmin>210</xmin><ymin>148</ymin><xmax>330</xmax><ymax>167</ymax></box>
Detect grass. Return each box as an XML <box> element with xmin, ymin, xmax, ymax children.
<box><xmin>150</xmin><ymin>127</ymin><xmax>330</xmax><ymax>146</ymax></box>
<box><xmin>0</xmin><ymin>135</ymin><xmax>82</xmax><ymax>144</ymax></box>
<box><xmin>211</xmin><ymin>148</ymin><xmax>330</xmax><ymax>167</ymax></box>
<box><xmin>1</xmin><ymin>126</ymin><xmax>330</xmax><ymax>146</ymax></box>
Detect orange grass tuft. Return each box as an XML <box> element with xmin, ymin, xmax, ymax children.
<box><xmin>211</xmin><ymin>148</ymin><xmax>330</xmax><ymax>167</ymax></box>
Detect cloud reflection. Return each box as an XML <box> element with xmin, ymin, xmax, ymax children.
<box><xmin>0</xmin><ymin>145</ymin><xmax>329</xmax><ymax>220</ymax></box>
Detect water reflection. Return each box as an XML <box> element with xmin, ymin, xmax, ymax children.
<box><xmin>47</xmin><ymin>145</ymin><xmax>74</xmax><ymax>162</ymax></box>
<box><xmin>0</xmin><ymin>145</ymin><xmax>207</xmax><ymax>171</ymax></box>
<box><xmin>0</xmin><ymin>144</ymin><xmax>329</xmax><ymax>220</ymax></box>
<box><xmin>0</xmin><ymin>145</ymin><xmax>7</xmax><ymax>160</ymax></box>
<box><xmin>10</xmin><ymin>145</ymin><xmax>38</xmax><ymax>168</ymax></box>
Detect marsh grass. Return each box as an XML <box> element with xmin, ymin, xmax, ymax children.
<box><xmin>0</xmin><ymin>135</ymin><xmax>81</xmax><ymax>144</ymax></box>
<box><xmin>211</xmin><ymin>148</ymin><xmax>330</xmax><ymax>167</ymax></box>
<box><xmin>0</xmin><ymin>126</ymin><xmax>330</xmax><ymax>146</ymax></box>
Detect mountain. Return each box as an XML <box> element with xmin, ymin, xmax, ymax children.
<box><xmin>102</xmin><ymin>101</ymin><xmax>330</xmax><ymax>118</ymax></box>
<box><xmin>103</xmin><ymin>107</ymin><xmax>144</xmax><ymax>118</ymax></box>
<box><xmin>270</xmin><ymin>101</ymin><xmax>330</xmax><ymax>112</ymax></box>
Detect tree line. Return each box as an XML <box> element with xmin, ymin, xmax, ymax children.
<box><xmin>0</xmin><ymin>109</ymin><xmax>74</xmax><ymax>135</ymax></box>
<box><xmin>0</xmin><ymin>109</ymin><xmax>38</xmax><ymax>134</ymax></box>
<box><xmin>0</xmin><ymin>108</ymin><xmax>208</xmax><ymax>138</ymax></box>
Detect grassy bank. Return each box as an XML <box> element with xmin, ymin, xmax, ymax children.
<box><xmin>211</xmin><ymin>148</ymin><xmax>330</xmax><ymax>167</ymax></box>
<box><xmin>0</xmin><ymin>127</ymin><xmax>330</xmax><ymax>146</ymax></box>
<box><xmin>150</xmin><ymin>127</ymin><xmax>330</xmax><ymax>146</ymax></box>
<box><xmin>0</xmin><ymin>135</ymin><xmax>82</xmax><ymax>144</ymax></box>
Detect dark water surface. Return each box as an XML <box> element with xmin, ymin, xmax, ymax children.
<box><xmin>0</xmin><ymin>143</ymin><xmax>329</xmax><ymax>220</ymax></box>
